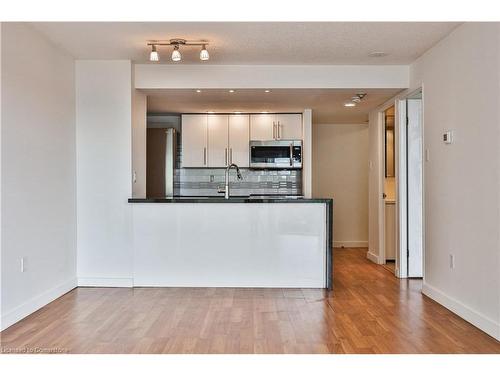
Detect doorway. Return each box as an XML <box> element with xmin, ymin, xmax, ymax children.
<box><xmin>382</xmin><ymin>106</ymin><xmax>397</xmax><ymax>274</ymax></box>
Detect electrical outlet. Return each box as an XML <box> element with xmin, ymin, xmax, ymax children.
<box><xmin>425</xmin><ymin>149</ymin><xmax>430</xmax><ymax>162</ymax></box>
<box><xmin>20</xmin><ymin>257</ymin><xmax>26</xmax><ymax>273</ymax></box>
<box><xmin>449</xmin><ymin>254</ymin><xmax>455</xmax><ymax>270</ymax></box>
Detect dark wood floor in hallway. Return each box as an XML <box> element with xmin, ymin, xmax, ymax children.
<box><xmin>2</xmin><ymin>248</ymin><xmax>500</xmax><ymax>354</ymax></box>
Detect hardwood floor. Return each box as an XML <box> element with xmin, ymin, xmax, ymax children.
<box><xmin>382</xmin><ymin>260</ymin><xmax>396</xmax><ymax>274</ymax></box>
<box><xmin>2</xmin><ymin>248</ymin><xmax>500</xmax><ymax>354</ymax></box>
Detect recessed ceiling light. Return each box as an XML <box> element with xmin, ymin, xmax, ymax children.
<box><xmin>207</xmin><ymin>111</ymin><xmax>215</xmax><ymax>113</ymax></box>
<box><xmin>196</xmin><ymin>89</ymin><xmax>202</xmax><ymax>93</ymax></box>
<box><xmin>261</xmin><ymin>111</ymin><xmax>269</xmax><ymax>113</ymax></box>
<box><xmin>228</xmin><ymin>89</ymin><xmax>235</xmax><ymax>93</ymax></box>
<box><xmin>234</xmin><ymin>111</ymin><xmax>242</xmax><ymax>114</ymax></box>
<box><xmin>369</xmin><ymin>51</ymin><xmax>388</xmax><ymax>58</ymax></box>
<box><xmin>265</xmin><ymin>90</ymin><xmax>271</xmax><ymax>93</ymax></box>
<box><xmin>344</xmin><ymin>102</ymin><xmax>356</xmax><ymax>107</ymax></box>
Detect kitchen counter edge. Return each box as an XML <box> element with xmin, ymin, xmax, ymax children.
<box><xmin>128</xmin><ymin>197</ymin><xmax>333</xmax><ymax>204</ymax></box>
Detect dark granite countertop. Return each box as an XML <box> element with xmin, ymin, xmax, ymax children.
<box><xmin>128</xmin><ymin>196</ymin><xmax>333</xmax><ymax>204</ymax></box>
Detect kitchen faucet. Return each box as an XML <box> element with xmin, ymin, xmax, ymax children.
<box><xmin>218</xmin><ymin>163</ymin><xmax>243</xmax><ymax>199</ymax></box>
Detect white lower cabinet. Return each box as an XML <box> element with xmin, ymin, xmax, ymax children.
<box><xmin>385</xmin><ymin>202</ymin><xmax>396</xmax><ymax>260</ymax></box>
<box><xmin>228</xmin><ymin>114</ymin><xmax>249</xmax><ymax>167</ymax></box>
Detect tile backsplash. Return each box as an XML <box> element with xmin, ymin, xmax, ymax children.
<box><xmin>175</xmin><ymin>168</ymin><xmax>302</xmax><ymax>197</ymax></box>
<box><xmin>173</xmin><ymin>130</ymin><xmax>302</xmax><ymax>196</ymax></box>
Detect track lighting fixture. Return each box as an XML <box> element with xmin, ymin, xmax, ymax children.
<box><xmin>147</xmin><ymin>39</ymin><xmax>210</xmax><ymax>62</ymax></box>
<box><xmin>344</xmin><ymin>93</ymin><xmax>367</xmax><ymax>107</ymax></box>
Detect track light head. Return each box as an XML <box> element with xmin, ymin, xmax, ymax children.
<box><xmin>200</xmin><ymin>45</ymin><xmax>209</xmax><ymax>61</ymax></box>
<box><xmin>171</xmin><ymin>45</ymin><xmax>181</xmax><ymax>62</ymax></box>
<box><xmin>149</xmin><ymin>45</ymin><xmax>159</xmax><ymax>62</ymax></box>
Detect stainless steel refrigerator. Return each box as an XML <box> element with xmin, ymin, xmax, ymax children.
<box><xmin>146</xmin><ymin>128</ymin><xmax>177</xmax><ymax>197</ymax></box>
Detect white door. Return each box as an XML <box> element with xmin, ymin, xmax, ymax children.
<box><xmin>407</xmin><ymin>99</ymin><xmax>423</xmax><ymax>277</ymax></box>
<box><xmin>229</xmin><ymin>114</ymin><xmax>250</xmax><ymax>167</ymax></box>
<box><xmin>276</xmin><ymin>114</ymin><xmax>302</xmax><ymax>140</ymax></box>
<box><xmin>208</xmin><ymin>114</ymin><xmax>229</xmax><ymax>167</ymax></box>
<box><xmin>181</xmin><ymin>114</ymin><xmax>207</xmax><ymax>168</ymax></box>
<box><xmin>250</xmin><ymin>114</ymin><xmax>275</xmax><ymax>140</ymax></box>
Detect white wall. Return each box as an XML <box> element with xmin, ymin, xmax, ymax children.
<box><xmin>76</xmin><ymin>60</ymin><xmax>134</xmax><ymax>287</ymax></box>
<box><xmin>1</xmin><ymin>23</ymin><xmax>76</xmax><ymax>329</ymax></box>
<box><xmin>132</xmin><ymin>88</ymin><xmax>146</xmax><ymax>198</ymax></box>
<box><xmin>409</xmin><ymin>23</ymin><xmax>500</xmax><ymax>340</ymax></box>
<box><xmin>312</xmin><ymin>123</ymin><xmax>369</xmax><ymax>247</ymax></box>
<box><xmin>135</xmin><ymin>64</ymin><xmax>409</xmax><ymax>89</ymax></box>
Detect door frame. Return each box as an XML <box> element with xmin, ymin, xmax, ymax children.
<box><xmin>395</xmin><ymin>87</ymin><xmax>425</xmax><ymax>278</ymax></box>
<box><xmin>377</xmin><ymin>87</ymin><xmax>424</xmax><ymax>278</ymax></box>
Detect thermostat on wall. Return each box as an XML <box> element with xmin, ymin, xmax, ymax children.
<box><xmin>443</xmin><ymin>131</ymin><xmax>453</xmax><ymax>144</ymax></box>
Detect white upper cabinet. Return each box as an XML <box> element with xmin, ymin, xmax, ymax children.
<box><xmin>182</xmin><ymin>113</ymin><xmax>300</xmax><ymax>168</ymax></box>
<box><xmin>250</xmin><ymin>114</ymin><xmax>275</xmax><ymax>141</ymax></box>
<box><xmin>250</xmin><ymin>113</ymin><xmax>302</xmax><ymax>140</ymax></box>
<box><xmin>276</xmin><ymin>114</ymin><xmax>302</xmax><ymax>140</ymax></box>
<box><xmin>207</xmin><ymin>115</ymin><xmax>229</xmax><ymax>167</ymax></box>
<box><xmin>228</xmin><ymin>114</ymin><xmax>250</xmax><ymax>167</ymax></box>
<box><xmin>181</xmin><ymin>114</ymin><xmax>207</xmax><ymax>168</ymax></box>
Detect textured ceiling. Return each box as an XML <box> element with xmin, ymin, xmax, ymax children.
<box><xmin>31</xmin><ymin>22</ymin><xmax>459</xmax><ymax>64</ymax></box>
<box><xmin>145</xmin><ymin>88</ymin><xmax>402</xmax><ymax>123</ymax></box>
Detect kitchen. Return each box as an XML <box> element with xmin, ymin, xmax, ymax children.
<box><xmin>129</xmin><ymin>98</ymin><xmax>333</xmax><ymax>289</ymax></box>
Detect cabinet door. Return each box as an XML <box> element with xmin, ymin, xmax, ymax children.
<box><xmin>250</xmin><ymin>114</ymin><xmax>275</xmax><ymax>140</ymax></box>
<box><xmin>181</xmin><ymin>114</ymin><xmax>207</xmax><ymax>167</ymax></box>
<box><xmin>228</xmin><ymin>114</ymin><xmax>250</xmax><ymax>167</ymax></box>
<box><xmin>276</xmin><ymin>114</ymin><xmax>302</xmax><ymax>140</ymax></box>
<box><xmin>208</xmin><ymin>114</ymin><xmax>229</xmax><ymax>167</ymax></box>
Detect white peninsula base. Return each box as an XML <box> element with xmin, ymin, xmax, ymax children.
<box><xmin>131</xmin><ymin>200</ymin><xmax>332</xmax><ymax>288</ymax></box>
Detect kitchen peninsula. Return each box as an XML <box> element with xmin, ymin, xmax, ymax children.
<box><xmin>128</xmin><ymin>196</ymin><xmax>333</xmax><ymax>289</ymax></box>
<box><xmin>128</xmin><ymin>111</ymin><xmax>332</xmax><ymax>289</ymax></box>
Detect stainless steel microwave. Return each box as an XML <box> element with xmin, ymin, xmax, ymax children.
<box><xmin>249</xmin><ymin>140</ymin><xmax>302</xmax><ymax>169</ymax></box>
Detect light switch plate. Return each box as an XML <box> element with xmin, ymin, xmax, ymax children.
<box><xmin>443</xmin><ymin>131</ymin><xmax>453</xmax><ymax>144</ymax></box>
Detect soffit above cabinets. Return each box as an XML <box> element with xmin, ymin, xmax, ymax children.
<box><xmin>144</xmin><ymin>88</ymin><xmax>402</xmax><ymax>123</ymax></box>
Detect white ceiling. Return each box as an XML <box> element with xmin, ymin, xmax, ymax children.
<box><xmin>145</xmin><ymin>88</ymin><xmax>402</xmax><ymax>123</ymax></box>
<box><xmin>31</xmin><ymin>22</ymin><xmax>459</xmax><ymax>65</ymax></box>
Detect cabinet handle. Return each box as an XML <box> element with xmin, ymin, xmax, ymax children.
<box><xmin>278</xmin><ymin>122</ymin><xmax>281</xmax><ymax>139</ymax></box>
<box><xmin>289</xmin><ymin>142</ymin><xmax>293</xmax><ymax>167</ymax></box>
<box><xmin>272</xmin><ymin>122</ymin><xmax>276</xmax><ymax>139</ymax></box>
<box><xmin>230</xmin><ymin>148</ymin><xmax>233</xmax><ymax>164</ymax></box>
<box><xmin>225</xmin><ymin>148</ymin><xmax>228</xmax><ymax>166</ymax></box>
<box><xmin>204</xmin><ymin>147</ymin><xmax>207</xmax><ymax>166</ymax></box>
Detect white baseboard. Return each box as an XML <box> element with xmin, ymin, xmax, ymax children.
<box><xmin>366</xmin><ymin>250</ymin><xmax>381</xmax><ymax>264</ymax></box>
<box><xmin>1</xmin><ymin>277</ymin><xmax>77</xmax><ymax>331</ymax></box>
<box><xmin>422</xmin><ymin>282</ymin><xmax>500</xmax><ymax>341</ymax></box>
<box><xmin>78</xmin><ymin>277</ymin><xmax>133</xmax><ymax>288</ymax></box>
<box><xmin>334</xmin><ymin>241</ymin><xmax>368</xmax><ymax>248</ymax></box>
